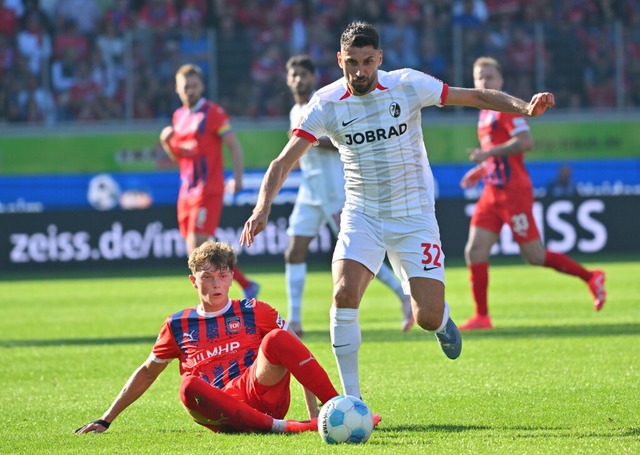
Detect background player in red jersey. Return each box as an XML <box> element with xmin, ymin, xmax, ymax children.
<box><xmin>75</xmin><ymin>241</ymin><xmax>343</xmax><ymax>434</ymax></box>
<box><xmin>458</xmin><ymin>57</ymin><xmax>606</xmax><ymax>331</ymax></box>
<box><xmin>159</xmin><ymin>63</ymin><xmax>259</xmax><ymax>300</ymax></box>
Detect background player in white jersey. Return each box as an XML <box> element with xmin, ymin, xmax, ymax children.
<box><xmin>284</xmin><ymin>54</ymin><xmax>413</xmax><ymax>336</ymax></box>
<box><xmin>241</xmin><ymin>21</ymin><xmax>555</xmax><ymax>399</ymax></box>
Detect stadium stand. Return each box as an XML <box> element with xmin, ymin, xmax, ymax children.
<box><xmin>1</xmin><ymin>0</ymin><xmax>639</xmax><ymax>124</ymax></box>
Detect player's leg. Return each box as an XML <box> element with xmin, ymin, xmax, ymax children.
<box><xmin>181</xmin><ymin>368</ymin><xmax>321</xmax><ymax>434</ymax></box>
<box><xmin>519</xmin><ymin>239</ymin><xmax>606</xmax><ymax>311</ymax></box>
<box><xmin>257</xmin><ymin>329</ymin><xmax>339</xmax><ymax>405</ymax></box>
<box><xmin>385</xmin><ymin>212</ymin><xmax>461</xmax><ymax>359</ymax></box>
<box><xmin>375</xmin><ymin>262</ymin><xmax>414</xmax><ymax>332</ymax></box>
<box><xmin>510</xmin><ymin>196</ymin><xmax>606</xmax><ymax>310</ymax></box>
<box><xmin>179</xmin><ymin>375</ymin><xmax>275</xmax><ymax>433</ymax></box>
<box><xmin>284</xmin><ymin>235</ymin><xmax>314</xmax><ymax>336</ymax></box>
<box><xmin>284</xmin><ymin>202</ymin><xmax>325</xmax><ymax>335</ymax></box>
<box><xmin>330</xmin><ymin>209</ymin><xmax>384</xmax><ymax>398</ymax></box>
<box><xmin>461</xmin><ymin>225</ymin><xmax>499</xmax><ymax>330</ymax></box>
<box><xmin>331</xmin><ymin>258</ymin><xmax>375</xmax><ymax>398</ymax></box>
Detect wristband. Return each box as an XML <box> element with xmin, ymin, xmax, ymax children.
<box><xmin>93</xmin><ymin>419</ymin><xmax>111</xmax><ymax>429</ymax></box>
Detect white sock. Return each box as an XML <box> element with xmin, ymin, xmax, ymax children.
<box><xmin>435</xmin><ymin>301</ymin><xmax>451</xmax><ymax>333</ymax></box>
<box><xmin>330</xmin><ymin>307</ymin><xmax>361</xmax><ymax>398</ymax></box>
<box><xmin>271</xmin><ymin>418</ymin><xmax>285</xmax><ymax>433</ymax></box>
<box><xmin>375</xmin><ymin>263</ymin><xmax>404</xmax><ymax>297</ymax></box>
<box><xmin>285</xmin><ymin>263</ymin><xmax>306</xmax><ymax>323</ymax></box>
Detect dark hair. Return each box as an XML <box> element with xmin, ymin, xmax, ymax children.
<box><xmin>286</xmin><ymin>54</ymin><xmax>315</xmax><ymax>74</ymax></box>
<box><xmin>340</xmin><ymin>21</ymin><xmax>379</xmax><ymax>50</ymax></box>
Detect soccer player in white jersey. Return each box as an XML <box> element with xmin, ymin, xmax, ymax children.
<box><xmin>284</xmin><ymin>54</ymin><xmax>414</xmax><ymax>337</ymax></box>
<box><xmin>241</xmin><ymin>21</ymin><xmax>555</xmax><ymax>399</ymax></box>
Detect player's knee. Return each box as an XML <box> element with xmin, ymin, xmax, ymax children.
<box><xmin>179</xmin><ymin>375</ymin><xmax>199</xmax><ymax>407</ymax></box>
<box><xmin>465</xmin><ymin>242</ymin><xmax>487</xmax><ymax>264</ymax></box>
<box><xmin>333</xmin><ymin>285</ymin><xmax>360</xmax><ymax>307</ymax></box>
<box><xmin>262</xmin><ymin>328</ymin><xmax>293</xmax><ymax>357</ymax></box>
<box><xmin>284</xmin><ymin>244</ymin><xmax>307</xmax><ymax>263</ymax></box>
<box><xmin>285</xmin><ymin>251</ymin><xmax>306</xmax><ymax>263</ymax></box>
<box><xmin>522</xmin><ymin>250</ymin><xmax>545</xmax><ymax>266</ymax></box>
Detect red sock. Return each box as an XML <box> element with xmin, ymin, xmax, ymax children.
<box><xmin>233</xmin><ymin>266</ymin><xmax>251</xmax><ymax>289</ymax></box>
<box><xmin>469</xmin><ymin>262</ymin><xmax>489</xmax><ymax>316</ymax></box>
<box><xmin>544</xmin><ymin>251</ymin><xmax>591</xmax><ymax>282</ymax></box>
<box><xmin>180</xmin><ymin>375</ymin><xmax>273</xmax><ymax>433</ymax></box>
<box><xmin>261</xmin><ymin>330</ymin><xmax>339</xmax><ymax>404</ymax></box>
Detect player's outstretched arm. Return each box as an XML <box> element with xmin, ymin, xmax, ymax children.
<box><xmin>445</xmin><ymin>87</ymin><xmax>555</xmax><ymax>117</ymax></box>
<box><xmin>74</xmin><ymin>358</ymin><xmax>168</xmax><ymax>434</ymax></box>
<box><xmin>240</xmin><ymin>136</ymin><xmax>313</xmax><ymax>247</ymax></box>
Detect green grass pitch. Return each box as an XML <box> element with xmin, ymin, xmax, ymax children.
<box><xmin>1</xmin><ymin>257</ymin><xmax>638</xmax><ymax>454</ymax></box>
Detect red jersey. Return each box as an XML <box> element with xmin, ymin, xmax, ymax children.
<box><xmin>477</xmin><ymin>110</ymin><xmax>532</xmax><ymax>190</ymax></box>
<box><xmin>152</xmin><ymin>299</ymin><xmax>287</xmax><ymax>389</ymax></box>
<box><xmin>168</xmin><ymin>99</ymin><xmax>232</xmax><ymax>198</ymax></box>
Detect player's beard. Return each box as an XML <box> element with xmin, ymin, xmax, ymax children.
<box><xmin>295</xmin><ymin>87</ymin><xmax>313</xmax><ymax>100</ymax></box>
<box><xmin>349</xmin><ymin>75</ymin><xmax>375</xmax><ymax>95</ymax></box>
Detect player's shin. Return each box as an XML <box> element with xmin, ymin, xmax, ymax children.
<box><xmin>330</xmin><ymin>307</ymin><xmax>362</xmax><ymax>398</ymax></box>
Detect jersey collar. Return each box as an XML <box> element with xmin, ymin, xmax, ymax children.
<box><xmin>189</xmin><ymin>98</ymin><xmax>205</xmax><ymax>113</ymax></box>
<box><xmin>197</xmin><ymin>299</ymin><xmax>232</xmax><ymax>318</ymax></box>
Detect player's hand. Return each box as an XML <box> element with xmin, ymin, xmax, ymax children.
<box><xmin>466</xmin><ymin>148</ymin><xmax>490</xmax><ymax>164</ymax></box>
<box><xmin>159</xmin><ymin>126</ymin><xmax>174</xmax><ymax>142</ymax></box>
<box><xmin>225</xmin><ymin>178</ymin><xmax>236</xmax><ymax>194</ymax></box>
<box><xmin>74</xmin><ymin>419</ymin><xmax>110</xmax><ymax>434</ymax></box>
<box><xmin>460</xmin><ymin>165</ymin><xmax>484</xmax><ymax>189</ymax></box>
<box><xmin>526</xmin><ymin>92</ymin><xmax>555</xmax><ymax>117</ymax></box>
<box><xmin>225</xmin><ymin>177</ymin><xmax>243</xmax><ymax>194</ymax></box>
<box><xmin>240</xmin><ymin>210</ymin><xmax>269</xmax><ymax>247</ymax></box>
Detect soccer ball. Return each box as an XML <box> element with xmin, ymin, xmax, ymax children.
<box><xmin>87</xmin><ymin>173</ymin><xmax>120</xmax><ymax>211</ymax></box>
<box><xmin>318</xmin><ymin>395</ymin><xmax>374</xmax><ymax>444</ymax></box>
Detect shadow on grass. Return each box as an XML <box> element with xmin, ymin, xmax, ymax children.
<box><xmin>0</xmin><ymin>336</ymin><xmax>156</xmax><ymax>348</ymax></box>
<box><xmin>4</xmin><ymin>321</ymin><xmax>638</xmax><ymax>349</ymax></box>
<box><xmin>300</xmin><ymin>321</ymin><xmax>640</xmax><ymax>343</ymax></box>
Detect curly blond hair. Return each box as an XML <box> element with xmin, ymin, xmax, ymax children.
<box><xmin>188</xmin><ymin>241</ymin><xmax>237</xmax><ymax>274</ymax></box>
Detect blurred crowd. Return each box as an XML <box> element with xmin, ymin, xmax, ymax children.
<box><xmin>1</xmin><ymin>0</ymin><xmax>639</xmax><ymax>124</ymax></box>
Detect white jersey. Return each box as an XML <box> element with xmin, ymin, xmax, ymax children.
<box><xmin>289</xmin><ymin>101</ymin><xmax>345</xmax><ymax>206</ymax></box>
<box><xmin>293</xmin><ymin>68</ymin><xmax>446</xmax><ymax>218</ymax></box>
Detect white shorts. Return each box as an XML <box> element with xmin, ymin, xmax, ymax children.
<box><xmin>287</xmin><ymin>200</ymin><xmax>343</xmax><ymax>237</ymax></box>
<box><xmin>333</xmin><ymin>209</ymin><xmax>446</xmax><ymax>293</ymax></box>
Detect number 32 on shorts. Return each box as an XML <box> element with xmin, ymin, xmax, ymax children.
<box><xmin>421</xmin><ymin>242</ymin><xmax>443</xmax><ymax>271</ymax></box>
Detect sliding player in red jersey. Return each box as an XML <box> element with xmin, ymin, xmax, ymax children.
<box><xmin>459</xmin><ymin>57</ymin><xmax>606</xmax><ymax>331</ymax></box>
<box><xmin>159</xmin><ymin>64</ymin><xmax>259</xmax><ymax>300</ymax></box>
<box><xmin>75</xmin><ymin>241</ymin><xmax>346</xmax><ymax>434</ymax></box>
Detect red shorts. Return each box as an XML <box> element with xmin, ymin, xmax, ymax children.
<box><xmin>177</xmin><ymin>191</ymin><xmax>223</xmax><ymax>238</ymax></box>
<box><xmin>222</xmin><ymin>361</ymin><xmax>291</xmax><ymax>419</ymax></box>
<box><xmin>471</xmin><ymin>185</ymin><xmax>540</xmax><ymax>244</ymax></box>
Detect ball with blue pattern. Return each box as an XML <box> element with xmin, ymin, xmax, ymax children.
<box><xmin>318</xmin><ymin>395</ymin><xmax>374</xmax><ymax>444</ymax></box>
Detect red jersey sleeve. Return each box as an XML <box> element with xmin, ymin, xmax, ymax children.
<box><xmin>206</xmin><ymin>103</ymin><xmax>233</xmax><ymax>138</ymax></box>
<box><xmin>253</xmin><ymin>300</ymin><xmax>287</xmax><ymax>336</ymax></box>
<box><xmin>497</xmin><ymin>112</ymin><xmax>530</xmax><ymax>137</ymax></box>
<box><xmin>152</xmin><ymin>317</ymin><xmax>182</xmax><ymax>361</ymax></box>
